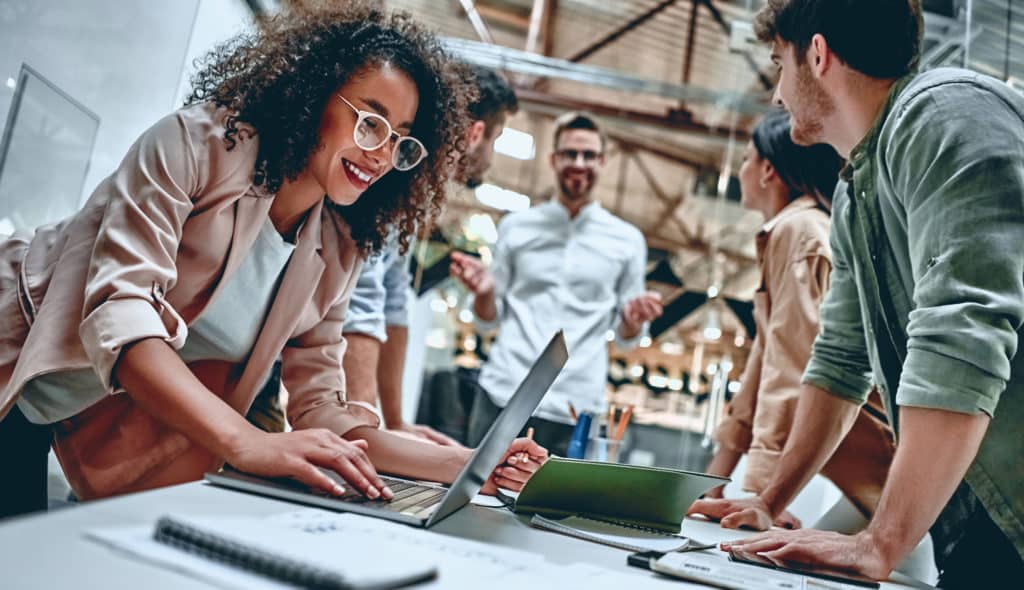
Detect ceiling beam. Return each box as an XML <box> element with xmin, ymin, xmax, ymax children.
<box><xmin>682</xmin><ymin>1</ymin><xmax>700</xmax><ymax>84</ymax></box>
<box><xmin>515</xmin><ymin>87</ymin><xmax>750</xmax><ymax>144</ymax></box>
<box><xmin>458</xmin><ymin>0</ymin><xmax>495</xmax><ymax>44</ymax></box>
<box><xmin>614</xmin><ymin>146</ymin><xmax>631</xmax><ymax>216</ymax></box>
<box><xmin>698</xmin><ymin>0</ymin><xmax>773</xmax><ymax>90</ymax></box>
<box><xmin>566</xmin><ymin>0</ymin><xmax>679</xmax><ymax>63</ymax></box>
<box><xmin>611</xmin><ymin>134</ymin><xmax>712</xmax><ymax>170</ymax></box>
<box><xmin>525</xmin><ymin>0</ymin><xmax>549</xmax><ymax>54</ymax></box>
<box><xmin>475</xmin><ymin>4</ymin><xmax>531</xmax><ymax>30</ymax></box>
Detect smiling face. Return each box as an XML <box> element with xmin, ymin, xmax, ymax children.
<box><xmin>310</xmin><ymin>63</ymin><xmax>419</xmax><ymax>206</ymax></box>
<box><xmin>550</xmin><ymin>129</ymin><xmax>605</xmax><ymax>202</ymax></box>
<box><xmin>770</xmin><ymin>40</ymin><xmax>834</xmax><ymax>146</ymax></box>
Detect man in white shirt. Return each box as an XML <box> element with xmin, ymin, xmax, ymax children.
<box><xmin>451</xmin><ymin>112</ymin><xmax>663</xmax><ymax>455</ymax></box>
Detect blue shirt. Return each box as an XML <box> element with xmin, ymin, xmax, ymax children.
<box><xmin>343</xmin><ymin>238</ymin><xmax>410</xmax><ymax>342</ymax></box>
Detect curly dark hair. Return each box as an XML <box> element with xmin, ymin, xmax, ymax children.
<box><xmin>185</xmin><ymin>1</ymin><xmax>474</xmax><ymax>255</ymax></box>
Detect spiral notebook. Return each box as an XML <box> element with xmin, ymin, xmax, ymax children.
<box><xmin>529</xmin><ymin>514</ymin><xmax>715</xmax><ymax>553</ymax></box>
<box><xmin>147</xmin><ymin>514</ymin><xmax>437</xmax><ymax>589</ymax></box>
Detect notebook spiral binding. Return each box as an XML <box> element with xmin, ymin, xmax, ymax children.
<box><xmin>154</xmin><ymin>516</ymin><xmax>355</xmax><ymax>590</ymax></box>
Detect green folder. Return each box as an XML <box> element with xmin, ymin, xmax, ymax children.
<box><xmin>513</xmin><ymin>458</ymin><xmax>729</xmax><ymax>534</ymax></box>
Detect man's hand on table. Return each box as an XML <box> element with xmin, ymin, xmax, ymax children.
<box><xmin>721</xmin><ymin>529</ymin><xmax>891</xmax><ymax>581</ymax></box>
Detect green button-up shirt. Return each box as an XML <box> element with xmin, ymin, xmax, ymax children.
<box><xmin>802</xmin><ymin>68</ymin><xmax>1024</xmax><ymax>560</ymax></box>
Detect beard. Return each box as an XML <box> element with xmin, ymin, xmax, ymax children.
<box><xmin>789</xmin><ymin>64</ymin><xmax>835</xmax><ymax>146</ymax></box>
<box><xmin>557</xmin><ymin>169</ymin><xmax>595</xmax><ymax>201</ymax></box>
<box><xmin>460</xmin><ymin>140</ymin><xmax>492</xmax><ymax>189</ymax></box>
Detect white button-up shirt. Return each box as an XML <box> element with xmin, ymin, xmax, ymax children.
<box><xmin>478</xmin><ymin>199</ymin><xmax>647</xmax><ymax>423</ymax></box>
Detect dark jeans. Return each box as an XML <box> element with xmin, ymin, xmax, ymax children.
<box><xmin>466</xmin><ymin>383</ymin><xmax>574</xmax><ymax>458</ymax></box>
<box><xmin>932</xmin><ymin>482</ymin><xmax>1024</xmax><ymax>588</ymax></box>
<box><xmin>415</xmin><ymin>367</ymin><xmax>481</xmax><ymax>445</ymax></box>
<box><xmin>0</xmin><ymin>405</ymin><xmax>53</xmax><ymax>520</ymax></box>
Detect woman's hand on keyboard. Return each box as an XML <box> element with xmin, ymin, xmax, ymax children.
<box><xmin>227</xmin><ymin>428</ymin><xmax>394</xmax><ymax>500</ymax></box>
<box><xmin>481</xmin><ymin>437</ymin><xmax>549</xmax><ymax>494</ymax></box>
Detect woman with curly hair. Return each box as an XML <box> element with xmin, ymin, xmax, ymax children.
<box><xmin>0</xmin><ymin>1</ymin><xmax>545</xmax><ymax>518</ymax></box>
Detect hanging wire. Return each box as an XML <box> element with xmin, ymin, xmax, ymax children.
<box><xmin>964</xmin><ymin>0</ymin><xmax>974</xmax><ymax>68</ymax></box>
<box><xmin>1005</xmin><ymin>0</ymin><xmax>1013</xmax><ymax>80</ymax></box>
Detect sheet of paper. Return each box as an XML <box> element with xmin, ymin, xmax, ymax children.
<box><xmin>470</xmin><ymin>493</ymin><xmax>507</xmax><ymax>508</ymax></box>
<box><xmin>87</xmin><ymin>508</ymin><xmax>555</xmax><ymax>590</ymax></box>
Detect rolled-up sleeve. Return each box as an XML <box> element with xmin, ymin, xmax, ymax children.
<box><xmin>716</xmin><ymin>331</ymin><xmax>763</xmax><ymax>453</ymax></box>
<box><xmin>613</xmin><ymin>228</ymin><xmax>648</xmax><ymax>348</ymax></box>
<box><xmin>885</xmin><ymin>85</ymin><xmax>1024</xmax><ymax>417</ymax></box>
<box><xmin>803</xmin><ymin>193</ymin><xmax>874</xmax><ymax>404</ymax></box>
<box><xmin>285</xmin><ymin>260</ymin><xmax>381</xmax><ymax>435</ymax></box>
<box><xmin>474</xmin><ymin>218</ymin><xmax>512</xmax><ymax>332</ymax></box>
<box><xmin>381</xmin><ymin>250</ymin><xmax>411</xmax><ymax>328</ymax></box>
<box><xmin>343</xmin><ymin>253</ymin><xmax>388</xmax><ymax>342</ymax></box>
<box><xmin>78</xmin><ymin>112</ymin><xmax>199</xmax><ymax>391</ymax></box>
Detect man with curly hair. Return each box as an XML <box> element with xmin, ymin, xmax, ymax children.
<box><xmin>0</xmin><ymin>1</ymin><xmax>545</xmax><ymax>519</ymax></box>
<box><xmin>690</xmin><ymin>1</ymin><xmax>1024</xmax><ymax>586</ymax></box>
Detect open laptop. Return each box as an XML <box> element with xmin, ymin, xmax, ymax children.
<box><xmin>205</xmin><ymin>330</ymin><xmax>568</xmax><ymax>528</ymax></box>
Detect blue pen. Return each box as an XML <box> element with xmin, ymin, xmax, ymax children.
<box><xmin>566</xmin><ymin>412</ymin><xmax>592</xmax><ymax>459</ymax></box>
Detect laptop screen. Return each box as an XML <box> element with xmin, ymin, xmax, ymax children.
<box><xmin>426</xmin><ymin>330</ymin><xmax>568</xmax><ymax>526</ymax></box>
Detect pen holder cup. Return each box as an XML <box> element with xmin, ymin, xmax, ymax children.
<box><xmin>585</xmin><ymin>436</ymin><xmax>622</xmax><ymax>463</ymax></box>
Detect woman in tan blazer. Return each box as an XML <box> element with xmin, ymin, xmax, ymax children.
<box><xmin>0</xmin><ymin>2</ymin><xmax>545</xmax><ymax>519</ymax></box>
<box><xmin>691</xmin><ymin>111</ymin><xmax>894</xmax><ymax>528</ymax></box>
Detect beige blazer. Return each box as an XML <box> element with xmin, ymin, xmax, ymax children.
<box><xmin>0</xmin><ymin>103</ymin><xmax>373</xmax><ymax>498</ymax></box>
<box><xmin>714</xmin><ymin>197</ymin><xmax>894</xmax><ymax>517</ymax></box>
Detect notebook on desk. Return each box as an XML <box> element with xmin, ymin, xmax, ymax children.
<box><xmin>512</xmin><ymin>457</ymin><xmax>729</xmax><ymax>534</ymax></box>
<box><xmin>206</xmin><ymin>330</ymin><xmax>569</xmax><ymax>529</ymax></box>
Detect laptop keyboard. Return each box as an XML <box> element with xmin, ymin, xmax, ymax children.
<box><xmin>311</xmin><ymin>475</ymin><xmax>446</xmax><ymax>519</ymax></box>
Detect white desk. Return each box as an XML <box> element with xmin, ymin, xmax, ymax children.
<box><xmin>0</xmin><ymin>482</ymin><xmax>931</xmax><ymax>589</ymax></box>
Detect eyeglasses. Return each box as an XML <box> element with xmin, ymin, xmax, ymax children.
<box><xmin>555</xmin><ymin>149</ymin><xmax>603</xmax><ymax>165</ymax></box>
<box><xmin>337</xmin><ymin>95</ymin><xmax>427</xmax><ymax>171</ymax></box>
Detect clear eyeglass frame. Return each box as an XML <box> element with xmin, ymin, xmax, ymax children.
<box><xmin>337</xmin><ymin>95</ymin><xmax>427</xmax><ymax>171</ymax></box>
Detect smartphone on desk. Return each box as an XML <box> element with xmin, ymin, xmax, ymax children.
<box><xmin>728</xmin><ymin>549</ymin><xmax>881</xmax><ymax>588</ymax></box>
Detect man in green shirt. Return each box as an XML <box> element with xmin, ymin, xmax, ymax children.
<box><xmin>688</xmin><ymin>1</ymin><xmax>1024</xmax><ymax>587</ymax></box>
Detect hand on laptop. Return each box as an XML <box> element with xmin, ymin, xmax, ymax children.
<box><xmin>228</xmin><ymin>428</ymin><xmax>394</xmax><ymax>501</ymax></box>
<box><xmin>480</xmin><ymin>437</ymin><xmax>549</xmax><ymax>495</ymax></box>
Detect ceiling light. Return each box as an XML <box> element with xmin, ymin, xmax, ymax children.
<box><xmin>494</xmin><ymin>127</ymin><xmax>535</xmax><ymax>160</ymax></box>
<box><xmin>475</xmin><ymin>183</ymin><xmax>530</xmax><ymax>212</ymax></box>
<box><xmin>703</xmin><ymin>307</ymin><xmax>722</xmax><ymax>341</ymax></box>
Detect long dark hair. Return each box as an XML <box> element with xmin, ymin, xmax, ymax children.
<box><xmin>185</xmin><ymin>1</ymin><xmax>475</xmax><ymax>255</ymax></box>
<box><xmin>752</xmin><ymin>109</ymin><xmax>844</xmax><ymax>210</ymax></box>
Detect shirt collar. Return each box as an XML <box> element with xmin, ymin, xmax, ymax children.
<box><xmin>759</xmin><ymin>195</ymin><xmax>820</xmax><ymax>236</ymax></box>
<box><xmin>841</xmin><ymin>74</ymin><xmax>914</xmax><ymax>182</ymax></box>
<box><xmin>547</xmin><ymin>197</ymin><xmax>600</xmax><ymax>222</ymax></box>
